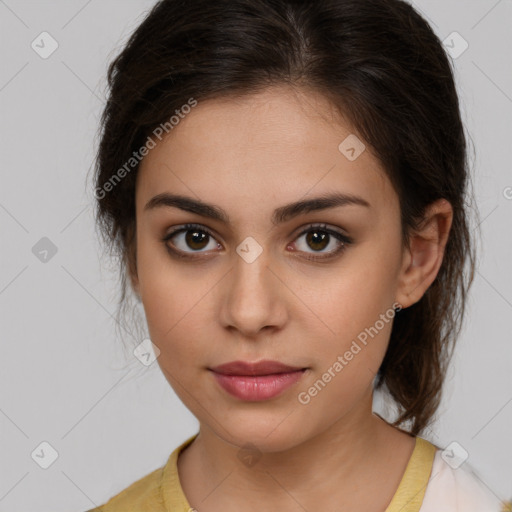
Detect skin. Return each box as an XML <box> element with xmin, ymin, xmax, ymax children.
<box><xmin>130</xmin><ymin>85</ymin><xmax>452</xmax><ymax>511</ymax></box>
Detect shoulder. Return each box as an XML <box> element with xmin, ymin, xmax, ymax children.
<box><xmin>90</xmin><ymin>464</ymin><xmax>166</xmax><ymax>512</ymax></box>
<box><xmin>86</xmin><ymin>434</ymin><xmax>198</xmax><ymax>512</ymax></box>
<box><xmin>420</xmin><ymin>448</ymin><xmax>505</xmax><ymax>512</ymax></box>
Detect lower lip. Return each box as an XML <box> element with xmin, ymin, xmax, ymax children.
<box><xmin>211</xmin><ymin>370</ymin><xmax>306</xmax><ymax>401</ymax></box>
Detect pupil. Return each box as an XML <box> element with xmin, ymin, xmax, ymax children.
<box><xmin>307</xmin><ymin>231</ymin><xmax>328</xmax><ymax>251</ymax></box>
<box><xmin>186</xmin><ymin>230</ymin><xmax>208</xmax><ymax>250</ymax></box>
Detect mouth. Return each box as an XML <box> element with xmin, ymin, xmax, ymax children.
<box><xmin>209</xmin><ymin>359</ymin><xmax>306</xmax><ymax>376</ymax></box>
<box><xmin>209</xmin><ymin>360</ymin><xmax>308</xmax><ymax>401</ymax></box>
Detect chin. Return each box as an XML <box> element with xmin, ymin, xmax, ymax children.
<box><xmin>212</xmin><ymin>412</ymin><xmax>308</xmax><ymax>454</ymax></box>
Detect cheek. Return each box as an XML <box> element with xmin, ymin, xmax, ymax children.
<box><xmin>296</xmin><ymin>297</ymin><xmax>395</xmax><ymax>419</ymax></box>
<box><xmin>140</xmin><ymin>269</ymin><xmax>208</xmax><ymax>397</ymax></box>
<box><xmin>135</xmin><ymin>232</ymin><xmax>208</xmax><ymax>354</ymax></box>
<box><xmin>297</xmin><ymin>235</ymin><xmax>401</xmax><ymax>387</ymax></box>
<box><xmin>302</xmin><ymin>244</ymin><xmax>401</xmax><ymax>342</ymax></box>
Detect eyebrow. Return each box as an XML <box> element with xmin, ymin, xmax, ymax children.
<box><xmin>143</xmin><ymin>192</ymin><xmax>371</xmax><ymax>225</ymax></box>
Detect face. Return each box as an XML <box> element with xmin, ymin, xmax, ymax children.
<box><xmin>132</xmin><ymin>85</ymin><xmax>407</xmax><ymax>452</ymax></box>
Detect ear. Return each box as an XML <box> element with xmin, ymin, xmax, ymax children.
<box><xmin>395</xmin><ymin>198</ymin><xmax>453</xmax><ymax>309</ymax></box>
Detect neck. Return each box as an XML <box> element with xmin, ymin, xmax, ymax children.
<box><xmin>177</xmin><ymin>390</ymin><xmax>411</xmax><ymax>511</ymax></box>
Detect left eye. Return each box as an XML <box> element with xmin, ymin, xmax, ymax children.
<box><xmin>292</xmin><ymin>224</ymin><xmax>351</xmax><ymax>259</ymax></box>
<box><xmin>162</xmin><ymin>223</ymin><xmax>352</xmax><ymax>260</ymax></box>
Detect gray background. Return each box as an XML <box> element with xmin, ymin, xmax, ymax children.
<box><xmin>0</xmin><ymin>1</ymin><xmax>511</xmax><ymax>510</ymax></box>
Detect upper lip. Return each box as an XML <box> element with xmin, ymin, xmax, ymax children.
<box><xmin>210</xmin><ymin>360</ymin><xmax>305</xmax><ymax>376</ymax></box>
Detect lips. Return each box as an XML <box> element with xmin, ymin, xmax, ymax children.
<box><xmin>209</xmin><ymin>360</ymin><xmax>307</xmax><ymax>401</ymax></box>
<box><xmin>210</xmin><ymin>360</ymin><xmax>304</xmax><ymax>376</ymax></box>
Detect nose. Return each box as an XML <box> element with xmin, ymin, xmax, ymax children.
<box><xmin>219</xmin><ymin>247</ymin><xmax>288</xmax><ymax>338</ymax></box>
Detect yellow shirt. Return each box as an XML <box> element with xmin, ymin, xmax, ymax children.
<box><xmin>88</xmin><ymin>434</ymin><xmax>443</xmax><ymax>512</ymax></box>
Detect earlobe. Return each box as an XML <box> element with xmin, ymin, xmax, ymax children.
<box><xmin>395</xmin><ymin>199</ymin><xmax>453</xmax><ymax>308</ymax></box>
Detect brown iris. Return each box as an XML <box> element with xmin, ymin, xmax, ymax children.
<box><xmin>306</xmin><ymin>230</ymin><xmax>329</xmax><ymax>251</ymax></box>
<box><xmin>185</xmin><ymin>229</ymin><xmax>209</xmax><ymax>250</ymax></box>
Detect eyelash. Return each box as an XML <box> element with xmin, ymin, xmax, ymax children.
<box><xmin>162</xmin><ymin>222</ymin><xmax>353</xmax><ymax>262</ymax></box>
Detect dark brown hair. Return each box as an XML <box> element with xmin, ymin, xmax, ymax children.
<box><xmin>91</xmin><ymin>0</ymin><xmax>476</xmax><ymax>436</ymax></box>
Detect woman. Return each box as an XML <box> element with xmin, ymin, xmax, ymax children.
<box><xmin>89</xmin><ymin>0</ymin><xmax>508</xmax><ymax>510</ymax></box>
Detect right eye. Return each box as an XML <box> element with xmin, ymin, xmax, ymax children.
<box><xmin>162</xmin><ymin>223</ymin><xmax>222</xmax><ymax>258</ymax></box>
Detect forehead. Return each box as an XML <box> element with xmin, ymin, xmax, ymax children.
<box><xmin>136</xmin><ymin>86</ymin><xmax>395</xmax><ymax>222</ymax></box>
